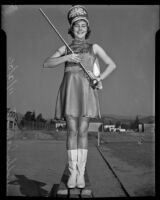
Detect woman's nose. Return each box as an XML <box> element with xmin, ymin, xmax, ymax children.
<box><xmin>78</xmin><ymin>26</ymin><xmax>82</xmax><ymax>30</ymax></box>
<box><xmin>79</xmin><ymin>25</ymin><xmax>85</xmax><ymax>30</ymax></box>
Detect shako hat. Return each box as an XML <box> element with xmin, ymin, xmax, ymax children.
<box><xmin>67</xmin><ymin>5</ymin><xmax>89</xmax><ymax>27</ymax></box>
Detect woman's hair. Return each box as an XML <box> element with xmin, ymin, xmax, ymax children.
<box><xmin>68</xmin><ymin>21</ymin><xmax>91</xmax><ymax>39</ymax></box>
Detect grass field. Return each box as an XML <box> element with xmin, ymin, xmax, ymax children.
<box><xmin>12</xmin><ymin>129</ymin><xmax>155</xmax><ymax>169</ymax></box>
<box><xmin>100</xmin><ymin>131</ymin><xmax>155</xmax><ymax>196</ymax></box>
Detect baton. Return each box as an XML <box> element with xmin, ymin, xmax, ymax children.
<box><xmin>39</xmin><ymin>8</ymin><xmax>98</xmax><ymax>89</ymax></box>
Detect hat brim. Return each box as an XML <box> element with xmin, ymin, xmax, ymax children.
<box><xmin>71</xmin><ymin>17</ymin><xmax>89</xmax><ymax>26</ymax></box>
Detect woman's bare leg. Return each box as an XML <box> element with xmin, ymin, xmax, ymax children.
<box><xmin>66</xmin><ymin>116</ymin><xmax>78</xmax><ymax>150</ymax></box>
<box><xmin>77</xmin><ymin>117</ymin><xmax>90</xmax><ymax>149</ymax></box>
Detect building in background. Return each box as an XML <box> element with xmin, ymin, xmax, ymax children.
<box><xmin>138</xmin><ymin>123</ymin><xmax>155</xmax><ymax>133</ymax></box>
<box><xmin>7</xmin><ymin>108</ymin><xmax>17</xmax><ymax>130</ymax></box>
<box><xmin>143</xmin><ymin>123</ymin><xmax>155</xmax><ymax>133</ymax></box>
<box><xmin>54</xmin><ymin>120</ymin><xmax>66</xmax><ymax>130</ymax></box>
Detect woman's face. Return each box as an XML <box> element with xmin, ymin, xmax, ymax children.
<box><xmin>73</xmin><ymin>20</ymin><xmax>88</xmax><ymax>40</ymax></box>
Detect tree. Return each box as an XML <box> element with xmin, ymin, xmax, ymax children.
<box><xmin>134</xmin><ymin>115</ymin><xmax>140</xmax><ymax>130</ymax></box>
<box><xmin>121</xmin><ymin>123</ymin><xmax>129</xmax><ymax>129</ymax></box>
<box><xmin>24</xmin><ymin>111</ymin><xmax>33</xmax><ymax>121</ymax></box>
<box><xmin>19</xmin><ymin>119</ymin><xmax>24</xmax><ymax>128</ymax></box>
<box><xmin>36</xmin><ymin>113</ymin><xmax>43</xmax><ymax>122</ymax></box>
<box><xmin>31</xmin><ymin>111</ymin><xmax>36</xmax><ymax>121</ymax></box>
<box><xmin>115</xmin><ymin>121</ymin><xmax>121</xmax><ymax>128</ymax></box>
<box><xmin>109</xmin><ymin>120</ymin><xmax>113</xmax><ymax>125</ymax></box>
<box><xmin>130</xmin><ymin>115</ymin><xmax>140</xmax><ymax>131</ymax></box>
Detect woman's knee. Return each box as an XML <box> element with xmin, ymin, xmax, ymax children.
<box><xmin>78</xmin><ymin>120</ymin><xmax>89</xmax><ymax>137</ymax></box>
<box><xmin>79</xmin><ymin>116</ymin><xmax>89</xmax><ymax>127</ymax></box>
<box><xmin>78</xmin><ymin>129</ymin><xmax>88</xmax><ymax>138</ymax></box>
<box><xmin>66</xmin><ymin>116</ymin><xmax>78</xmax><ymax>137</ymax></box>
<box><xmin>67</xmin><ymin>129</ymin><xmax>78</xmax><ymax>137</ymax></box>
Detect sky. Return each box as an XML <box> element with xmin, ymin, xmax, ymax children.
<box><xmin>3</xmin><ymin>5</ymin><xmax>159</xmax><ymax>119</ymax></box>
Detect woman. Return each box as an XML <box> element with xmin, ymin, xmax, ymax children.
<box><xmin>43</xmin><ymin>5</ymin><xmax>116</xmax><ymax>189</ymax></box>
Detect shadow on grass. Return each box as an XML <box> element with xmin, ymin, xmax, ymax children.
<box><xmin>49</xmin><ymin>184</ymin><xmax>59</xmax><ymax>197</ymax></box>
<box><xmin>8</xmin><ymin>174</ymin><xmax>48</xmax><ymax>197</ymax></box>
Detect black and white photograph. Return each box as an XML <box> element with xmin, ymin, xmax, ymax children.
<box><xmin>3</xmin><ymin>4</ymin><xmax>158</xmax><ymax>197</ymax></box>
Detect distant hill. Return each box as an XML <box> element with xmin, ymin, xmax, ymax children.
<box><xmin>138</xmin><ymin>116</ymin><xmax>155</xmax><ymax>124</ymax></box>
<box><xmin>101</xmin><ymin>114</ymin><xmax>155</xmax><ymax>124</ymax></box>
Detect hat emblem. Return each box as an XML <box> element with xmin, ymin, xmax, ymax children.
<box><xmin>69</xmin><ymin>7</ymin><xmax>87</xmax><ymax>18</ymax></box>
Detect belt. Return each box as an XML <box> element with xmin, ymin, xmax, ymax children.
<box><xmin>64</xmin><ymin>66</ymin><xmax>83</xmax><ymax>73</ymax></box>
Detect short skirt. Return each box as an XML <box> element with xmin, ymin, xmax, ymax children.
<box><xmin>54</xmin><ymin>68</ymin><xmax>101</xmax><ymax>120</ymax></box>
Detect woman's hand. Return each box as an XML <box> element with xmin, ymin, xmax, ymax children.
<box><xmin>67</xmin><ymin>53</ymin><xmax>82</xmax><ymax>63</ymax></box>
<box><xmin>87</xmin><ymin>71</ymin><xmax>101</xmax><ymax>81</ymax></box>
<box><xmin>87</xmin><ymin>71</ymin><xmax>103</xmax><ymax>90</ymax></box>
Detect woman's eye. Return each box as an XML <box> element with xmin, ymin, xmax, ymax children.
<box><xmin>74</xmin><ymin>24</ymin><xmax>87</xmax><ymax>28</ymax></box>
<box><xmin>74</xmin><ymin>25</ymin><xmax>79</xmax><ymax>28</ymax></box>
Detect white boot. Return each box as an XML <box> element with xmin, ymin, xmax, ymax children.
<box><xmin>67</xmin><ymin>149</ymin><xmax>78</xmax><ymax>188</ymax></box>
<box><xmin>77</xmin><ymin>149</ymin><xmax>88</xmax><ymax>188</ymax></box>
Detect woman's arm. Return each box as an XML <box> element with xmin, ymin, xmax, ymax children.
<box><xmin>43</xmin><ymin>45</ymin><xmax>67</xmax><ymax>68</ymax></box>
<box><xmin>43</xmin><ymin>45</ymin><xmax>81</xmax><ymax>68</ymax></box>
<box><xmin>93</xmin><ymin>44</ymin><xmax>116</xmax><ymax>81</ymax></box>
